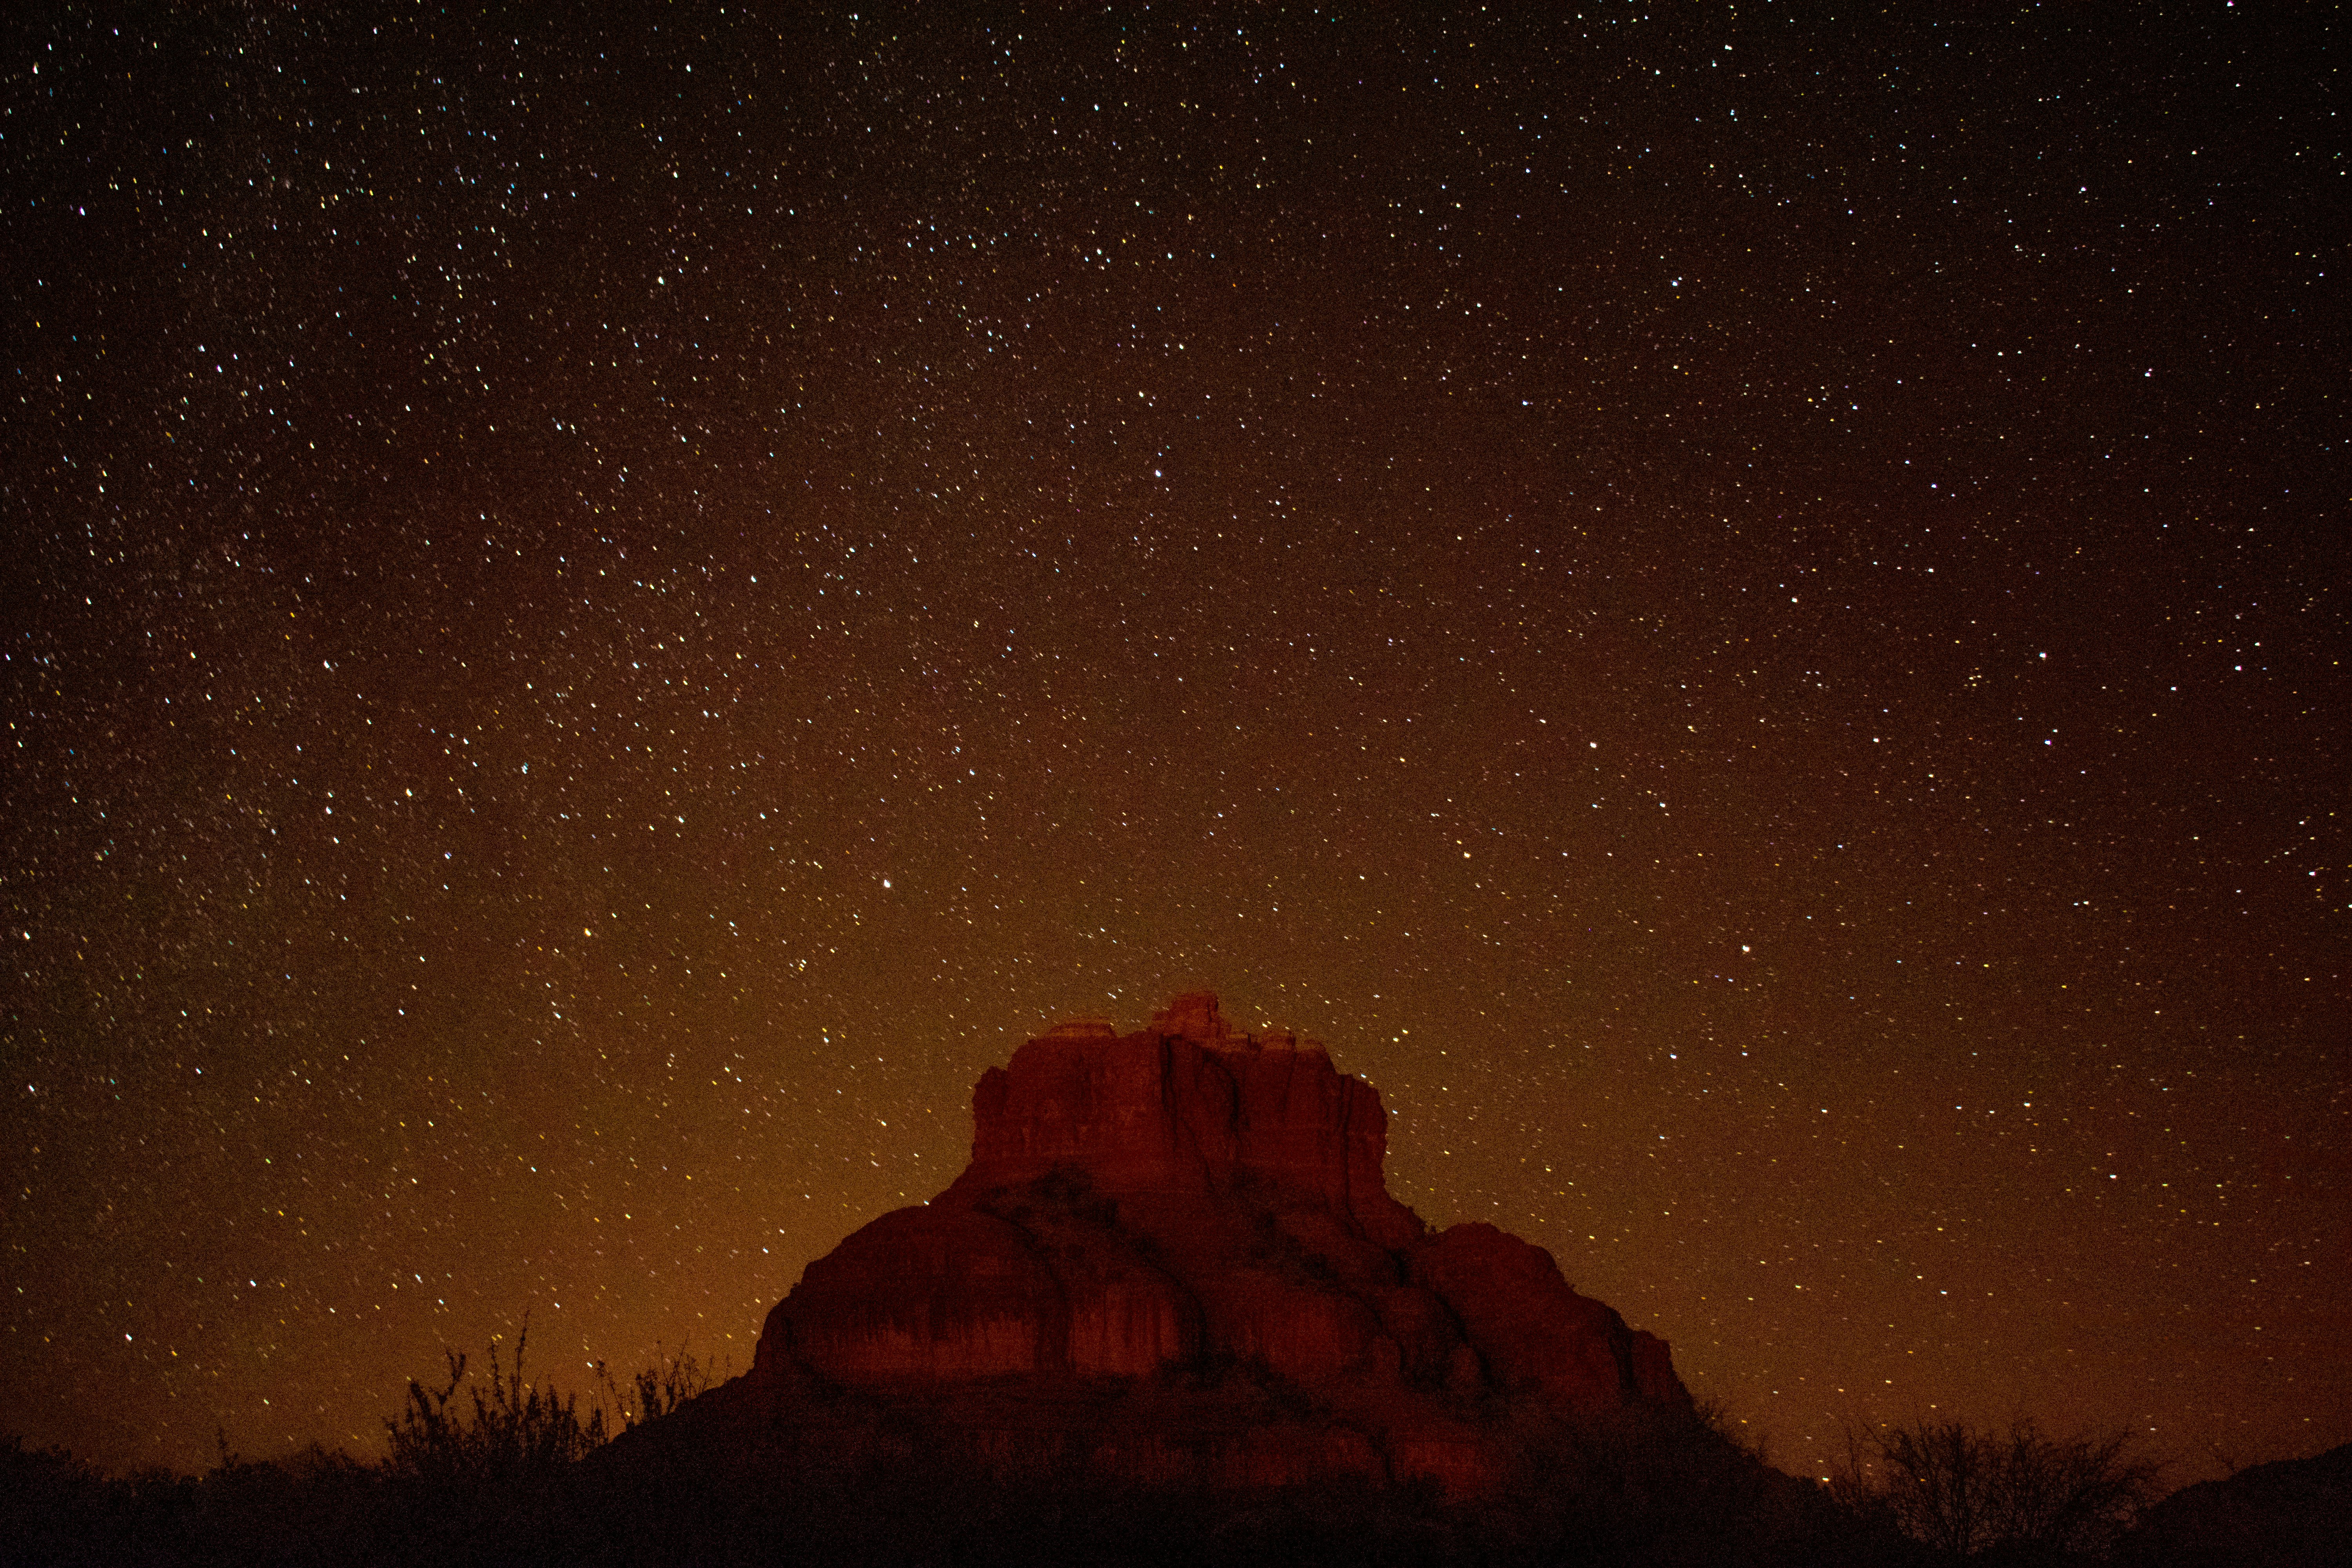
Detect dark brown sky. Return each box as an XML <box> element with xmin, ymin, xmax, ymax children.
<box><xmin>4</xmin><ymin>3</ymin><xmax>2343</xmax><ymax>1483</ymax></box>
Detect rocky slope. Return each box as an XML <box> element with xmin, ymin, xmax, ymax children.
<box><xmin>656</xmin><ymin>993</ymin><xmax>1690</xmax><ymax>1496</ymax></box>
<box><xmin>2120</xmin><ymin>1443</ymin><xmax>2352</xmax><ymax>1568</ymax></box>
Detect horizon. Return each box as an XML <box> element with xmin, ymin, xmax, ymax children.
<box><xmin>8</xmin><ymin>992</ymin><xmax>2339</xmax><ymax>1490</ymax></box>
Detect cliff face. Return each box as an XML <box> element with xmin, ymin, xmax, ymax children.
<box><xmin>958</xmin><ymin>997</ymin><xmax>1414</xmax><ymax>1246</ymax></box>
<box><xmin>708</xmin><ymin>994</ymin><xmax>1689</xmax><ymax>1496</ymax></box>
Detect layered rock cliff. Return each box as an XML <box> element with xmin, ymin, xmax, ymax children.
<box><xmin>678</xmin><ymin>993</ymin><xmax>1689</xmax><ymax>1496</ymax></box>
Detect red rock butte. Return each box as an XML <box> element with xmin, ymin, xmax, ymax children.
<box><xmin>664</xmin><ymin>993</ymin><xmax>1690</xmax><ymax>1496</ymax></box>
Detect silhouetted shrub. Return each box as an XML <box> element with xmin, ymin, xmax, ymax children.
<box><xmin>1831</xmin><ymin>1416</ymin><xmax>2160</xmax><ymax>1563</ymax></box>
<box><xmin>383</xmin><ymin>1328</ymin><xmax>604</xmax><ymax>1493</ymax></box>
<box><xmin>590</xmin><ymin>1341</ymin><xmax>714</xmax><ymax>1434</ymax></box>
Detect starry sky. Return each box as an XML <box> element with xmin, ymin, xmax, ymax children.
<box><xmin>4</xmin><ymin>2</ymin><xmax>2343</xmax><ymax>1485</ymax></box>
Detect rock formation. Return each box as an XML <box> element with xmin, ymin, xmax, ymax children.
<box><xmin>664</xmin><ymin>993</ymin><xmax>1690</xmax><ymax>1497</ymax></box>
<box><xmin>2120</xmin><ymin>1443</ymin><xmax>2352</xmax><ymax>1568</ymax></box>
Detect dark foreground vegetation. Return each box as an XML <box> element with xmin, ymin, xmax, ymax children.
<box><xmin>2</xmin><ymin>1345</ymin><xmax>2340</xmax><ymax>1567</ymax></box>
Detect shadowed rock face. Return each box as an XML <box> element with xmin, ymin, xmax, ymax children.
<box><xmin>2120</xmin><ymin>1443</ymin><xmax>2352</xmax><ymax>1568</ymax></box>
<box><xmin>714</xmin><ymin>994</ymin><xmax>1690</xmax><ymax>1495</ymax></box>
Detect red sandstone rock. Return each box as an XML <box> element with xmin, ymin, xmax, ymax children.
<box><xmin>955</xmin><ymin>993</ymin><xmax>1419</xmax><ymax>1250</ymax></box>
<box><xmin>1410</xmin><ymin>1221</ymin><xmax>1690</xmax><ymax>1415</ymax></box>
<box><xmin>720</xmin><ymin>993</ymin><xmax>1691</xmax><ymax>1495</ymax></box>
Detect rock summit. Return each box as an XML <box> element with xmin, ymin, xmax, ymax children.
<box><xmin>666</xmin><ymin>993</ymin><xmax>1690</xmax><ymax>1495</ymax></box>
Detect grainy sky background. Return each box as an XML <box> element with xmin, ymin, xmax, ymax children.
<box><xmin>4</xmin><ymin>2</ymin><xmax>2343</xmax><ymax>1484</ymax></box>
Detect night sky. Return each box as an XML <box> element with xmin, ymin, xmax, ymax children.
<box><xmin>5</xmin><ymin>4</ymin><xmax>2343</xmax><ymax>1486</ymax></box>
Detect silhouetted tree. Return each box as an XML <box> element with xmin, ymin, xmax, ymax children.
<box><xmin>1833</xmin><ymin>1416</ymin><xmax>2159</xmax><ymax>1561</ymax></box>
